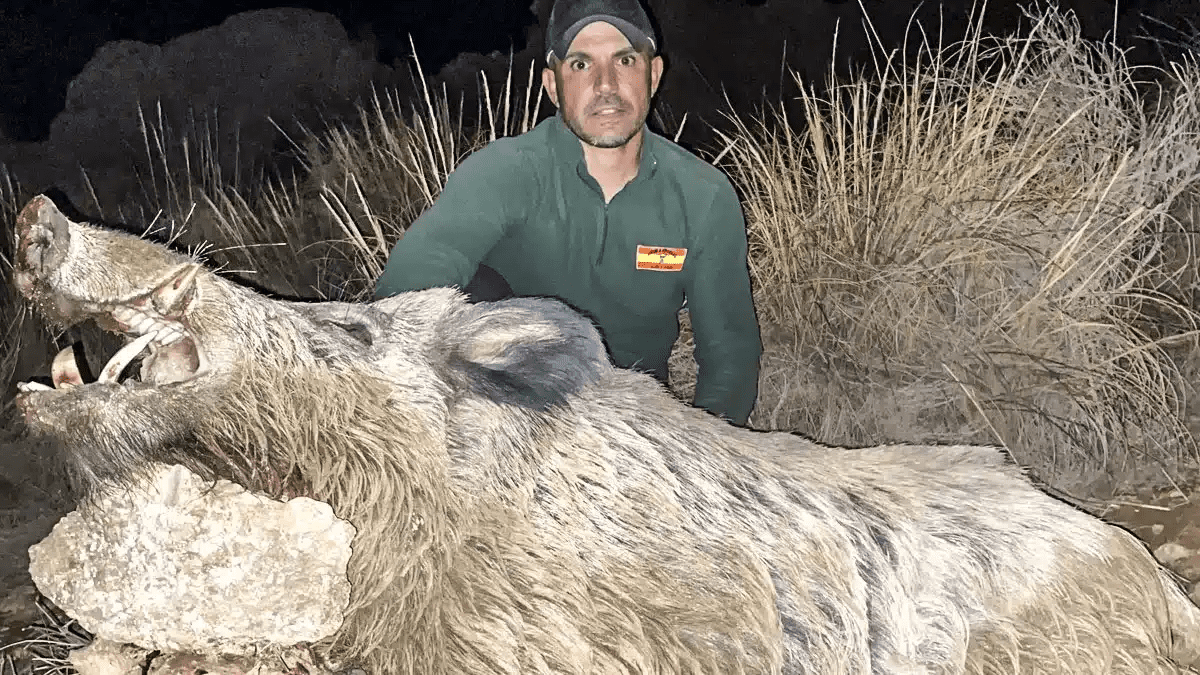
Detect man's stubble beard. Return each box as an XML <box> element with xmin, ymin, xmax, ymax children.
<box><xmin>563</xmin><ymin>112</ymin><xmax>642</xmax><ymax>149</ymax></box>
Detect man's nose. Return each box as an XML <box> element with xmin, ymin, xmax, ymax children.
<box><xmin>594</xmin><ymin>62</ymin><xmax>617</xmax><ymax>92</ymax></box>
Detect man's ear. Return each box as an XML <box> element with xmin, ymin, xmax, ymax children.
<box><xmin>650</xmin><ymin>55</ymin><xmax>664</xmax><ymax>97</ymax></box>
<box><xmin>542</xmin><ymin>66</ymin><xmax>560</xmax><ymax>108</ymax></box>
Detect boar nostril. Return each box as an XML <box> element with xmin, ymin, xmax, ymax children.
<box><xmin>15</xmin><ymin>195</ymin><xmax>72</xmax><ymax>276</ymax></box>
<box><xmin>31</xmin><ymin>235</ymin><xmax>50</xmax><ymax>269</ymax></box>
<box><xmin>20</xmin><ymin>231</ymin><xmax>55</xmax><ymax>276</ymax></box>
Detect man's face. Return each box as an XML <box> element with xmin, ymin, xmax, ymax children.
<box><xmin>542</xmin><ymin>21</ymin><xmax>664</xmax><ymax>149</ymax></box>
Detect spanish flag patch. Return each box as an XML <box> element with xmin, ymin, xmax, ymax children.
<box><xmin>635</xmin><ymin>245</ymin><xmax>687</xmax><ymax>271</ymax></box>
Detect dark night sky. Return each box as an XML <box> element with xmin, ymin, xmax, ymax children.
<box><xmin>0</xmin><ymin>0</ymin><xmax>1195</xmax><ymax>143</ymax></box>
<box><xmin>0</xmin><ymin>0</ymin><xmax>537</xmax><ymax>141</ymax></box>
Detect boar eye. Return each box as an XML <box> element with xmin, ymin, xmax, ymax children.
<box><xmin>329</xmin><ymin>321</ymin><xmax>373</xmax><ymax>346</ymax></box>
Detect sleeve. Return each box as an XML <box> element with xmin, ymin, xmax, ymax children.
<box><xmin>686</xmin><ymin>180</ymin><xmax>762</xmax><ymax>426</ymax></box>
<box><xmin>374</xmin><ymin>143</ymin><xmax>530</xmax><ymax>298</ymax></box>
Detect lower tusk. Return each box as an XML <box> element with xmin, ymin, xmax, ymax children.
<box><xmin>51</xmin><ymin>345</ymin><xmax>84</xmax><ymax>389</ymax></box>
<box><xmin>18</xmin><ymin>381</ymin><xmax>53</xmax><ymax>392</ymax></box>
<box><xmin>98</xmin><ymin>331</ymin><xmax>158</xmax><ymax>384</ymax></box>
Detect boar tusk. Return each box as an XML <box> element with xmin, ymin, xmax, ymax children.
<box><xmin>51</xmin><ymin>345</ymin><xmax>84</xmax><ymax>389</ymax></box>
<box><xmin>98</xmin><ymin>332</ymin><xmax>158</xmax><ymax>384</ymax></box>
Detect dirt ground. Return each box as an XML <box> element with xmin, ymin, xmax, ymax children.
<box><xmin>1107</xmin><ymin>491</ymin><xmax>1200</xmax><ymax>599</ymax></box>
<box><xmin>0</xmin><ymin>433</ymin><xmax>73</xmax><ymax>660</ymax></box>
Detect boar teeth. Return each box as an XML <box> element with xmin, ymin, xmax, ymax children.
<box><xmin>98</xmin><ymin>332</ymin><xmax>158</xmax><ymax>384</ymax></box>
<box><xmin>158</xmin><ymin>328</ymin><xmax>184</xmax><ymax>346</ymax></box>
<box><xmin>111</xmin><ymin>304</ymin><xmax>187</xmax><ymax>343</ymax></box>
<box><xmin>17</xmin><ymin>381</ymin><xmax>52</xmax><ymax>392</ymax></box>
<box><xmin>112</xmin><ymin>306</ymin><xmax>137</xmax><ymax>323</ymax></box>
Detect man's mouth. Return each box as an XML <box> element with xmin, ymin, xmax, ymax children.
<box><xmin>589</xmin><ymin>99</ymin><xmax>628</xmax><ymax>116</ymax></box>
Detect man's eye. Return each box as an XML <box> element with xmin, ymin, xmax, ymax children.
<box><xmin>569</xmin><ymin>60</ymin><xmax>587</xmax><ymax>71</ymax></box>
<box><xmin>621</xmin><ymin>55</ymin><xmax>637</xmax><ymax>66</ymax></box>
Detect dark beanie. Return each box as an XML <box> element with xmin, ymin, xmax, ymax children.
<box><xmin>546</xmin><ymin>0</ymin><xmax>657</xmax><ymax>63</ymax></box>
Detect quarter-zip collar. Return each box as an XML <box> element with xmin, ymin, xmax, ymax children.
<box><xmin>548</xmin><ymin>115</ymin><xmax>660</xmax><ymax>265</ymax></box>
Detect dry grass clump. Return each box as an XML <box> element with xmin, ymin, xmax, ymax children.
<box><xmin>0</xmin><ymin>593</ymin><xmax>91</xmax><ymax>672</ymax></box>
<box><xmin>300</xmin><ymin>59</ymin><xmax>546</xmax><ymax>285</ymax></box>
<box><xmin>82</xmin><ymin>63</ymin><xmax>529</xmax><ymax>302</ymax></box>
<box><xmin>138</xmin><ymin>58</ymin><xmax>547</xmax><ymax>301</ymax></box>
<box><xmin>0</xmin><ymin>596</ymin><xmax>91</xmax><ymax>675</ymax></box>
<box><xmin>105</xmin><ymin>104</ymin><xmax>360</xmax><ymax>300</ymax></box>
<box><xmin>694</xmin><ymin>7</ymin><xmax>1200</xmax><ymax>492</ymax></box>
<box><xmin>0</xmin><ymin>169</ymin><xmax>36</xmax><ymax>424</ymax></box>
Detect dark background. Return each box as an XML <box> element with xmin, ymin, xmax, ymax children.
<box><xmin>0</xmin><ymin>0</ymin><xmax>531</xmax><ymax>141</ymax></box>
<box><xmin>1</xmin><ymin>0</ymin><xmax>1196</xmax><ymax>144</ymax></box>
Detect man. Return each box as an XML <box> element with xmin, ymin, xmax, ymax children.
<box><xmin>375</xmin><ymin>0</ymin><xmax>761</xmax><ymax>425</ymax></box>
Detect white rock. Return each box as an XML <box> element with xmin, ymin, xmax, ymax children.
<box><xmin>30</xmin><ymin>463</ymin><xmax>354</xmax><ymax>654</ymax></box>
<box><xmin>68</xmin><ymin>638</ymin><xmax>149</xmax><ymax>675</ymax></box>
<box><xmin>1154</xmin><ymin>541</ymin><xmax>1194</xmax><ymax>566</ymax></box>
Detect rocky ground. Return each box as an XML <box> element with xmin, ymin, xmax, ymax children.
<box><xmin>1109</xmin><ymin>490</ymin><xmax>1200</xmax><ymax>602</ymax></box>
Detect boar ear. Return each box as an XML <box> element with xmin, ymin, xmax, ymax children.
<box><xmin>439</xmin><ymin>297</ymin><xmax>611</xmax><ymax>410</ymax></box>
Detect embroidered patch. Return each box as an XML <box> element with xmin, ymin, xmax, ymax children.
<box><xmin>635</xmin><ymin>245</ymin><xmax>687</xmax><ymax>271</ymax></box>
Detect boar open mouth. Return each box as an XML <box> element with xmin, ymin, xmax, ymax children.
<box><xmin>17</xmin><ymin>265</ymin><xmax>209</xmax><ymax>393</ymax></box>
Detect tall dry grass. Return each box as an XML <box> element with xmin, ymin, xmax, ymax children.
<box><xmin>0</xmin><ymin>168</ymin><xmax>29</xmax><ymax>412</ymax></box>
<box><xmin>103</xmin><ymin>102</ymin><xmax>359</xmax><ymax>300</ymax></box>
<box><xmin>301</xmin><ymin>57</ymin><xmax>547</xmax><ymax>285</ymax></box>
<box><xmin>130</xmin><ymin>56</ymin><xmax>548</xmax><ymax>301</ymax></box>
<box><xmin>693</xmin><ymin>7</ymin><xmax>1200</xmax><ymax>492</ymax></box>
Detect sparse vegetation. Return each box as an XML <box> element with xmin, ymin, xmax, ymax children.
<box><xmin>1</xmin><ymin>597</ymin><xmax>91</xmax><ymax>675</ymax></box>
<box><xmin>0</xmin><ymin>170</ymin><xmax>21</xmax><ymax>397</ymax></box>
<box><xmin>700</xmin><ymin>7</ymin><xmax>1200</xmax><ymax>493</ymax></box>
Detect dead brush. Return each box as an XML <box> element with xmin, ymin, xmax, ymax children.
<box><xmin>301</xmin><ymin>52</ymin><xmax>546</xmax><ymax>286</ymax></box>
<box><xmin>142</xmin><ymin>54</ymin><xmax>551</xmax><ymax>302</ymax></box>
<box><xmin>62</xmin><ymin>98</ymin><xmax>364</xmax><ymax>302</ymax></box>
<box><xmin>116</xmin><ymin>103</ymin><xmax>363</xmax><ymax>300</ymax></box>
<box><xmin>0</xmin><ymin>596</ymin><xmax>92</xmax><ymax>675</ymax></box>
<box><xmin>1</xmin><ymin>168</ymin><xmax>28</xmax><ymax>421</ymax></box>
<box><xmin>691</xmin><ymin>5</ymin><xmax>1200</xmax><ymax>494</ymax></box>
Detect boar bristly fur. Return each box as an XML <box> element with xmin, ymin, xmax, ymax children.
<box><xmin>13</xmin><ymin>194</ymin><xmax>1200</xmax><ymax>674</ymax></box>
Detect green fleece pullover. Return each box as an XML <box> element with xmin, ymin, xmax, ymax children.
<box><xmin>375</xmin><ymin>115</ymin><xmax>761</xmax><ymax>424</ymax></box>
